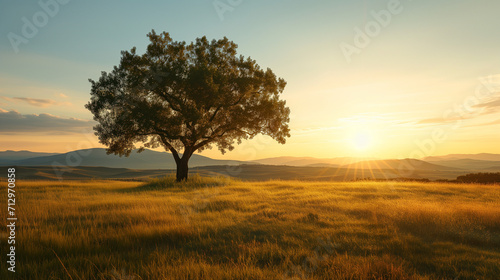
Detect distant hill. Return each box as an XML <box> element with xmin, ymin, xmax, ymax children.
<box><xmin>424</xmin><ymin>153</ymin><xmax>500</xmax><ymax>162</ymax></box>
<box><xmin>0</xmin><ymin>166</ymin><xmax>173</xmax><ymax>180</ymax></box>
<box><xmin>0</xmin><ymin>150</ymin><xmax>59</xmax><ymax>162</ymax></box>
<box><xmin>0</xmin><ymin>148</ymin><xmax>244</xmax><ymax>169</ymax></box>
<box><xmin>484</xmin><ymin>165</ymin><xmax>500</xmax><ymax>171</ymax></box>
<box><xmin>2</xmin><ymin>149</ymin><xmax>500</xmax><ymax>178</ymax></box>
<box><xmin>341</xmin><ymin>159</ymin><xmax>460</xmax><ymax>172</ymax></box>
<box><xmin>422</xmin><ymin>159</ymin><xmax>500</xmax><ymax>171</ymax></box>
<box><xmin>252</xmin><ymin>156</ymin><xmax>371</xmax><ymax>166</ymax></box>
<box><xmin>306</xmin><ymin>163</ymin><xmax>340</xmax><ymax>167</ymax></box>
<box><xmin>2</xmin><ymin>164</ymin><xmax>469</xmax><ymax>181</ymax></box>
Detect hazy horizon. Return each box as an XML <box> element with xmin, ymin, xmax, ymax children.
<box><xmin>3</xmin><ymin>147</ymin><xmax>500</xmax><ymax>163</ymax></box>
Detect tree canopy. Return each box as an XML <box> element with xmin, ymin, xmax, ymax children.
<box><xmin>86</xmin><ymin>30</ymin><xmax>290</xmax><ymax>181</ymax></box>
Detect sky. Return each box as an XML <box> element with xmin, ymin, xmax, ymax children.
<box><xmin>1</xmin><ymin>0</ymin><xmax>500</xmax><ymax>161</ymax></box>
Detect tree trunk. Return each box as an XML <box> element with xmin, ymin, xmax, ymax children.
<box><xmin>175</xmin><ymin>146</ymin><xmax>195</xmax><ymax>182</ymax></box>
<box><xmin>175</xmin><ymin>157</ymin><xmax>189</xmax><ymax>182</ymax></box>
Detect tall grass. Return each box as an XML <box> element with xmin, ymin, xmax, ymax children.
<box><xmin>0</xmin><ymin>178</ymin><xmax>498</xmax><ymax>279</ymax></box>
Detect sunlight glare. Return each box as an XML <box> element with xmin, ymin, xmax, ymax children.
<box><xmin>353</xmin><ymin>131</ymin><xmax>373</xmax><ymax>151</ymax></box>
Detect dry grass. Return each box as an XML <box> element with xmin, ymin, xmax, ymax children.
<box><xmin>1</xmin><ymin>176</ymin><xmax>499</xmax><ymax>279</ymax></box>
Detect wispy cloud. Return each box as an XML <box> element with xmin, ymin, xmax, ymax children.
<box><xmin>1</xmin><ymin>96</ymin><xmax>71</xmax><ymax>107</ymax></box>
<box><xmin>473</xmin><ymin>96</ymin><xmax>500</xmax><ymax>109</ymax></box>
<box><xmin>417</xmin><ymin>116</ymin><xmax>463</xmax><ymax>125</ymax></box>
<box><xmin>480</xmin><ymin>74</ymin><xmax>500</xmax><ymax>90</ymax></box>
<box><xmin>0</xmin><ymin>109</ymin><xmax>94</xmax><ymax>133</ymax></box>
<box><xmin>416</xmin><ymin>82</ymin><xmax>500</xmax><ymax>126</ymax></box>
<box><xmin>466</xmin><ymin>118</ymin><xmax>500</xmax><ymax>127</ymax></box>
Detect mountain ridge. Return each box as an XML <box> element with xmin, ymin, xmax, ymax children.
<box><xmin>424</xmin><ymin>153</ymin><xmax>500</xmax><ymax>161</ymax></box>
<box><xmin>0</xmin><ymin>148</ymin><xmax>244</xmax><ymax>169</ymax></box>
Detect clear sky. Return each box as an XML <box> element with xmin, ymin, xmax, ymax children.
<box><xmin>1</xmin><ymin>0</ymin><xmax>499</xmax><ymax>161</ymax></box>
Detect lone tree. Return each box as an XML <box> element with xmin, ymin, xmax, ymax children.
<box><xmin>86</xmin><ymin>30</ymin><xmax>290</xmax><ymax>181</ymax></box>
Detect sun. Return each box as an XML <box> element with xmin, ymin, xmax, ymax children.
<box><xmin>339</xmin><ymin>115</ymin><xmax>382</xmax><ymax>154</ymax></box>
<box><xmin>352</xmin><ymin>131</ymin><xmax>374</xmax><ymax>151</ymax></box>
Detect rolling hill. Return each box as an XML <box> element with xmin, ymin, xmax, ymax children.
<box><xmin>424</xmin><ymin>153</ymin><xmax>500</xmax><ymax>162</ymax></box>
<box><xmin>341</xmin><ymin>159</ymin><xmax>461</xmax><ymax>172</ymax></box>
<box><xmin>2</xmin><ymin>164</ymin><xmax>470</xmax><ymax>181</ymax></box>
<box><xmin>0</xmin><ymin>148</ymin><xmax>244</xmax><ymax>169</ymax></box>
<box><xmin>251</xmin><ymin>156</ymin><xmax>371</xmax><ymax>166</ymax></box>
<box><xmin>421</xmin><ymin>159</ymin><xmax>500</xmax><ymax>171</ymax></box>
<box><xmin>1</xmin><ymin>149</ymin><xmax>499</xmax><ymax>181</ymax></box>
<box><xmin>0</xmin><ymin>150</ymin><xmax>59</xmax><ymax>164</ymax></box>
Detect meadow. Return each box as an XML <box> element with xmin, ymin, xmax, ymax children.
<box><xmin>1</xmin><ymin>176</ymin><xmax>499</xmax><ymax>279</ymax></box>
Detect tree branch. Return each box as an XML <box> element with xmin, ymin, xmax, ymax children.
<box><xmin>158</xmin><ymin>90</ymin><xmax>184</xmax><ymax>114</ymax></box>
<box><xmin>159</xmin><ymin>134</ymin><xmax>180</xmax><ymax>162</ymax></box>
<box><xmin>194</xmin><ymin>130</ymin><xmax>228</xmax><ymax>150</ymax></box>
<box><xmin>209</xmin><ymin>105</ymin><xmax>222</xmax><ymax>122</ymax></box>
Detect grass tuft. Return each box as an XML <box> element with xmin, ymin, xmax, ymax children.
<box><xmin>127</xmin><ymin>174</ymin><xmax>232</xmax><ymax>192</ymax></box>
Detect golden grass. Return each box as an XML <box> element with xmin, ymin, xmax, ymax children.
<box><xmin>1</xmin><ymin>176</ymin><xmax>499</xmax><ymax>279</ymax></box>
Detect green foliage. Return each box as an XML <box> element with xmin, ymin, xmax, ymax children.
<box><xmin>456</xmin><ymin>172</ymin><xmax>500</xmax><ymax>184</ymax></box>
<box><xmin>85</xmin><ymin>30</ymin><xmax>290</xmax><ymax>179</ymax></box>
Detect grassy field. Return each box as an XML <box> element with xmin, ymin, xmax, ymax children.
<box><xmin>1</xmin><ymin>177</ymin><xmax>499</xmax><ymax>279</ymax></box>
